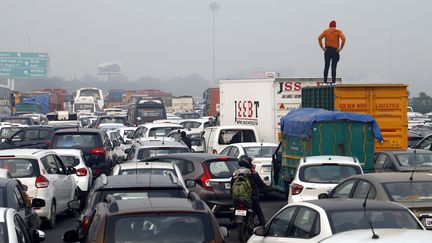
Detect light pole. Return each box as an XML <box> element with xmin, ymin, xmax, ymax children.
<box><xmin>210</xmin><ymin>2</ymin><xmax>220</xmax><ymax>84</ymax></box>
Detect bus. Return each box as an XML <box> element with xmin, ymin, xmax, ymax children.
<box><xmin>127</xmin><ymin>97</ymin><xmax>167</xmax><ymax>126</ymax></box>
<box><xmin>75</xmin><ymin>88</ymin><xmax>104</xmax><ymax>110</ymax></box>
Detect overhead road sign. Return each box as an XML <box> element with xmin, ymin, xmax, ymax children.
<box><xmin>0</xmin><ymin>52</ymin><xmax>49</xmax><ymax>78</ymax></box>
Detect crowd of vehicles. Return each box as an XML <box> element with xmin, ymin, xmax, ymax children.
<box><xmin>0</xmin><ymin>82</ymin><xmax>431</xmax><ymax>242</ymax></box>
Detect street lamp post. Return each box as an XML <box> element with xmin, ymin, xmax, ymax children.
<box><xmin>210</xmin><ymin>2</ymin><xmax>220</xmax><ymax>84</ymax></box>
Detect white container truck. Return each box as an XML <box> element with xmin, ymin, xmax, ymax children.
<box><xmin>219</xmin><ymin>77</ymin><xmax>342</xmax><ymax>143</ymax></box>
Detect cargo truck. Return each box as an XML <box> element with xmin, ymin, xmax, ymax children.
<box><xmin>203</xmin><ymin>88</ymin><xmax>220</xmax><ymax>117</ymax></box>
<box><xmin>219</xmin><ymin>77</ymin><xmax>341</xmax><ymax>143</ymax></box>
<box><xmin>19</xmin><ymin>92</ymin><xmax>62</xmax><ymax>114</ymax></box>
<box><xmin>271</xmin><ymin>108</ymin><xmax>383</xmax><ymax>195</ymax></box>
<box><xmin>301</xmin><ymin>84</ymin><xmax>408</xmax><ymax>151</ymax></box>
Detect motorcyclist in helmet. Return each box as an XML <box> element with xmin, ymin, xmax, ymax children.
<box><xmin>233</xmin><ymin>154</ymin><xmax>268</xmax><ymax>226</ymax></box>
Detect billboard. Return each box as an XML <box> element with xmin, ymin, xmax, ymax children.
<box><xmin>98</xmin><ymin>62</ymin><xmax>122</xmax><ymax>75</ymax></box>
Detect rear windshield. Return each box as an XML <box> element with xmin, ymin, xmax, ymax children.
<box><xmin>0</xmin><ymin>159</ymin><xmax>38</xmax><ymax>178</ymax></box>
<box><xmin>107</xmin><ymin>213</ymin><xmax>211</xmax><ymax>243</ymax></box>
<box><xmin>101</xmin><ymin>189</ymin><xmax>186</xmax><ymax>202</ymax></box>
<box><xmin>244</xmin><ymin>146</ymin><xmax>277</xmax><ymax>158</ymax></box>
<box><xmin>60</xmin><ymin>156</ymin><xmax>80</xmax><ymax>167</ymax></box>
<box><xmin>98</xmin><ymin>117</ymin><xmax>125</xmax><ymax>124</ymax></box>
<box><xmin>137</xmin><ymin>148</ymin><xmax>190</xmax><ymax>160</ymax></box>
<box><xmin>0</xmin><ymin>127</ymin><xmax>22</xmax><ymax>139</ymax></box>
<box><xmin>299</xmin><ymin>164</ymin><xmax>362</xmax><ymax>184</ymax></box>
<box><xmin>148</xmin><ymin>127</ymin><xmax>179</xmax><ymax>137</ymax></box>
<box><xmin>206</xmin><ymin>160</ymin><xmax>239</xmax><ymax>178</ymax></box>
<box><xmin>329</xmin><ymin>209</ymin><xmax>422</xmax><ymax>234</ymax></box>
<box><xmin>396</xmin><ymin>153</ymin><xmax>432</xmax><ymax>167</ymax></box>
<box><xmin>179</xmin><ymin>113</ymin><xmax>200</xmax><ymax>119</ymax></box>
<box><xmin>218</xmin><ymin>129</ymin><xmax>256</xmax><ymax>145</ymax></box>
<box><xmin>383</xmin><ymin>181</ymin><xmax>432</xmax><ymax>202</ymax></box>
<box><xmin>118</xmin><ymin>168</ymin><xmax>176</xmax><ymax>176</ymax></box>
<box><xmin>52</xmin><ymin>133</ymin><xmax>101</xmax><ymax>148</ymax></box>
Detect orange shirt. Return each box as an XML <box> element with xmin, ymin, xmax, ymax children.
<box><xmin>318</xmin><ymin>28</ymin><xmax>345</xmax><ymax>49</ymax></box>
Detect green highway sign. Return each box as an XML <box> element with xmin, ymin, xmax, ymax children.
<box><xmin>0</xmin><ymin>52</ymin><xmax>48</xmax><ymax>78</ymax></box>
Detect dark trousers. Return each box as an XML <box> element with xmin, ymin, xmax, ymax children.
<box><xmin>324</xmin><ymin>47</ymin><xmax>340</xmax><ymax>83</ymax></box>
<box><xmin>252</xmin><ymin>197</ymin><xmax>265</xmax><ymax>226</ymax></box>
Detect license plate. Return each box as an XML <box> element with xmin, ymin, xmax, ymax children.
<box><xmin>263</xmin><ymin>166</ymin><xmax>271</xmax><ymax>172</ymax></box>
<box><xmin>423</xmin><ymin>218</ymin><xmax>432</xmax><ymax>227</ymax></box>
<box><xmin>225</xmin><ymin>183</ymin><xmax>231</xmax><ymax>190</ymax></box>
<box><xmin>235</xmin><ymin>210</ymin><xmax>247</xmax><ymax>216</ymax></box>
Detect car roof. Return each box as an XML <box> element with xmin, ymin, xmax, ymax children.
<box><xmin>138</xmin><ymin>123</ymin><xmax>183</xmax><ymax>129</ymax></box>
<box><xmin>109</xmin><ymin>198</ymin><xmax>207</xmax><ymax>215</ymax></box>
<box><xmin>320</xmin><ymin>229</ymin><xmax>432</xmax><ymax>242</ymax></box>
<box><xmin>0</xmin><ymin>207</ymin><xmax>11</xmax><ymax>223</ymax></box>
<box><xmin>0</xmin><ymin>177</ymin><xmax>13</xmax><ymax>187</ymax></box>
<box><xmin>147</xmin><ymin>153</ymin><xmax>237</xmax><ymax>162</ymax></box>
<box><xmin>300</xmin><ymin>155</ymin><xmax>360</xmax><ymax>165</ymax></box>
<box><xmin>93</xmin><ymin>174</ymin><xmax>183</xmax><ymax>190</ymax></box>
<box><xmin>348</xmin><ymin>172</ymin><xmax>432</xmax><ymax>183</ymax></box>
<box><xmin>118</xmin><ymin>162</ymin><xmax>175</xmax><ymax>170</ymax></box>
<box><xmin>53</xmin><ymin>128</ymin><xmax>103</xmax><ymax>134</ymax></box>
<box><xmin>377</xmin><ymin>149</ymin><xmax>432</xmax><ymax>154</ymax></box>
<box><xmin>231</xmin><ymin>142</ymin><xmax>278</xmax><ymax>147</ymax></box>
<box><xmin>49</xmin><ymin>149</ymin><xmax>82</xmax><ymax>156</ymax></box>
<box><xmin>135</xmin><ymin>139</ymin><xmax>188</xmax><ymax>148</ymax></box>
<box><xmin>304</xmin><ymin>198</ymin><xmax>407</xmax><ymax>211</ymax></box>
<box><xmin>0</xmin><ymin>149</ymin><xmax>54</xmax><ymax>158</ymax></box>
<box><xmin>204</xmin><ymin>125</ymin><xmax>256</xmax><ymax>130</ymax></box>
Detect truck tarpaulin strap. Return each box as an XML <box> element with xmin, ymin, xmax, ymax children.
<box><xmin>280</xmin><ymin>108</ymin><xmax>383</xmax><ymax>142</ymax></box>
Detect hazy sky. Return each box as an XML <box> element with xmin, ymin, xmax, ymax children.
<box><xmin>1</xmin><ymin>0</ymin><xmax>430</xmax><ymax>95</ymax></box>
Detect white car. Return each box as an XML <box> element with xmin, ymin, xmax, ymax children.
<box><xmin>288</xmin><ymin>156</ymin><xmax>363</xmax><ymax>204</ymax></box>
<box><xmin>131</xmin><ymin>123</ymin><xmax>184</xmax><ymax>142</ymax></box>
<box><xmin>179</xmin><ymin>119</ymin><xmax>212</xmax><ymax>132</ymax></box>
<box><xmin>219</xmin><ymin>142</ymin><xmax>278</xmax><ymax>186</ymax></box>
<box><xmin>248</xmin><ymin>199</ymin><xmax>424</xmax><ymax>243</ymax></box>
<box><xmin>115</xmin><ymin>127</ymin><xmax>137</xmax><ymax>142</ymax></box>
<box><xmin>111</xmin><ymin>161</ymin><xmax>187</xmax><ymax>191</ymax></box>
<box><xmin>167</xmin><ymin>129</ymin><xmax>205</xmax><ymax>152</ymax></box>
<box><xmin>49</xmin><ymin>149</ymin><xmax>93</xmax><ymax>197</ymax></box>
<box><xmin>319</xmin><ymin>229</ymin><xmax>432</xmax><ymax>243</ymax></box>
<box><xmin>0</xmin><ymin>207</ymin><xmax>45</xmax><ymax>243</ymax></box>
<box><xmin>202</xmin><ymin>125</ymin><xmax>259</xmax><ymax>154</ymax></box>
<box><xmin>0</xmin><ymin>149</ymin><xmax>77</xmax><ymax>229</ymax></box>
<box><xmin>124</xmin><ymin>139</ymin><xmax>190</xmax><ymax>162</ymax></box>
<box><xmin>0</xmin><ymin>122</ymin><xmax>27</xmax><ymax>142</ymax></box>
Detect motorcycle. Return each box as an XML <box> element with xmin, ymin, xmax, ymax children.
<box><xmin>234</xmin><ymin>198</ymin><xmax>256</xmax><ymax>242</ymax></box>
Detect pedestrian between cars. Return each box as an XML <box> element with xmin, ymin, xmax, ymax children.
<box><xmin>180</xmin><ymin>131</ymin><xmax>192</xmax><ymax>150</ymax></box>
<box><xmin>232</xmin><ymin>155</ymin><xmax>268</xmax><ymax>226</ymax></box>
<box><xmin>318</xmin><ymin>20</ymin><xmax>346</xmax><ymax>84</ymax></box>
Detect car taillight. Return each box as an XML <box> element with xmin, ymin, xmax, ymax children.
<box><xmin>212</xmin><ymin>149</ymin><xmax>218</xmax><ymax>154</ymax></box>
<box><xmin>76</xmin><ymin>168</ymin><xmax>88</xmax><ymax>176</ymax></box>
<box><xmin>291</xmin><ymin>183</ymin><xmax>304</xmax><ymax>195</ymax></box>
<box><xmin>198</xmin><ymin>163</ymin><xmax>214</xmax><ymax>191</ymax></box>
<box><xmin>90</xmin><ymin>148</ymin><xmax>106</xmax><ymax>155</ymax></box>
<box><xmin>35</xmin><ymin>175</ymin><xmax>49</xmax><ymax>188</ymax></box>
<box><xmin>82</xmin><ymin>215</ymin><xmax>90</xmax><ymax>232</ymax></box>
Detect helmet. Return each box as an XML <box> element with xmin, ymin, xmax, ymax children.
<box><xmin>238</xmin><ymin>155</ymin><xmax>253</xmax><ymax>169</ymax></box>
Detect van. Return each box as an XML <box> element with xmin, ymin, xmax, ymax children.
<box><xmin>202</xmin><ymin>125</ymin><xmax>259</xmax><ymax>154</ymax></box>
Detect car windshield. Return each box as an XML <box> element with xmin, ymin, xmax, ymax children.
<box><xmin>206</xmin><ymin>160</ymin><xmax>239</xmax><ymax>178</ymax></box>
<box><xmin>137</xmin><ymin>148</ymin><xmax>190</xmax><ymax>160</ymax></box>
<box><xmin>218</xmin><ymin>129</ymin><xmax>256</xmax><ymax>145</ymax></box>
<box><xmin>0</xmin><ymin>223</ymin><xmax>6</xmax><ymax>243</ymax></box>
<box><xmin>148</xmin><ymin>127</ymin><xmax>179</xmax><ymax>137</ymax></box>
<box><xmin>108</xmin><ymin>213</ymin><xmax>210</xmax><ymax>243</ymax></box>
<box><xmin>329</xmin><ymin>209</ymin><xmax>422</xmax><ymax>234</ymax></box>
<box><xmin>80</xmin><ymin>89</ymin><xmax>100</xmax><ymax>99</ymax></box>
<box><xmin>60</xmin><ymin>156</ymin><xmax>80</xmax><ymax>167</ymax></box>
<box><xmin>396</xmin><ymin>153</ymin><xmax>432</xmax><ymax>167</ymax></box>
<box><xmin>244</xmin><ymin>146</ymin><xmax>277</xmax><ymax>158</ymax></box>
<box><xmin>299</xmin><ymin>164</ymin><xmax>362</xmax><ymax>184</ymax></box>
<box><xmin>0</xmin><ymin>159</ymin><xmax>37</xmax><ymax>178</ymax></box>
<box><xmin>74</xmin><ymin>103</ymin><xmax>94</xmax><ymax>112</ymax></box>
<box><xmin>119</xmin><ymin>168</ymin><xmax>176</xmax><ymax>176</ymax></box>
<box><xmin>137</xmin><ymin>108</ymin><xmax>164</xmax><ymax>118</ymax></box>
<box><xmin>181</xmin><ymin>121</ymin><xmax>201</xmax><ymax>129</ymax></box>
<box><xmin>52</xmin><ymin>133</ymin><xmax>100</xmax><ymax>148</ymax></box>
<box><xmin>0</xmin><ymin>127</ymin><xmax>22</xmax><ymax>139</ymax></box>
<box><xmin>383</xmin><ymin>181</ymin><xmax>432</xmax><ymax>202</ymax></box>
<box><xmin>99</xmin><ymin>117</ymin><xmax>125</xmax><ymax>124</ymax></box>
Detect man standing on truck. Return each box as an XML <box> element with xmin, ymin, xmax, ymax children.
<box><xmin>318</xmin><ymin>20</ymin><xmax>346</xmax><ymax>84</ymax></box>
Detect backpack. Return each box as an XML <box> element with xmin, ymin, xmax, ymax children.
<box><xmin>231</xmin><ymin>168</ymin><xmax>253</xmax><ymax>201</ymax></box>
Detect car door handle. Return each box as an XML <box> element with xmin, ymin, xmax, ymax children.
<box><xmin>52</xmin><ymin>179</ymin><xmax>57</xmax><ymax>183</ymax></box>
<box><xmin>305</xmin><ymin>187</ymin><xmax>316</xmax><ymax>190</ymax></box>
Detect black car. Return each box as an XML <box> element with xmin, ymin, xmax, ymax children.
<box><xmin>51</xmin><ymin>128</ymin><xmax>116</xmax><ymax>177</ymax></box>
<box><xmin>0</xmin><ymin>126</ymin><xmax>58</xmax><ymax>150</ymax></box>
<box><xmin>70</xmin><ymin>174</ymin><xmax>190</xmax><ymax>239</ymax></box>
<box><xmin>374</xmin><ymin>149</ymin><xmax>432</xmax><ymax>172</ymax></box>
<box><xmin>0</xmin><ymin>177</ymin><xmax>45</xmax><ymax>234</ymax></box>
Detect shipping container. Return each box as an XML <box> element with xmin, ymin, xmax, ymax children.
<box><xmin>301</xmin><ymin>84</ymin><xmax>408</xmax><ymax>150</ymax></box>
<box><xmin>272</xmin><ymin>108</ymin><xmax>382</xmax><ymax>194</ymax></box>
<box><xmin>33</xmin><ymin>89</ymin><xmax>66</xmax><ymax>111</ymax></box>
<box><xmin>203</xmin><ymin>88</ymin><xmax>220</xmax><ymax>117</ymax></box>
<box><xmin>172</xmin><ymin>96</ymin><xmax>194</xmax><ymax>113</ymax></box>
<box><xmin>20</xmin><ymin>92</ymin><xmax>62</xmax><ymax>114</ymax></box>
<box><xmin>108</xmin><ymin>89</ymin><xmax>124</xmax><ymax>103</ymax></box>
<box><xmin>219</xmin><ymin>78</ymin><xmax>342</xmax><ymax>143</ymax></box>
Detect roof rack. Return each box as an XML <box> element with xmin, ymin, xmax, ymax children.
<box><xmin>188</xmin><ymin>192</ymin><xmax>205</xmax><ymax>210</ymax></box>
<box><xmin>104</xmin><ymin>194</ymin><xmax>119</xmax><ymax>213</ymax></box>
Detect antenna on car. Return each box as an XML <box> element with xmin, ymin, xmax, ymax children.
<box><xmin>410</xmin><ymin>149</ymin><xmax>417</xmax><ymax>185</ymax></box>
<box><xmin>363</xmin><ymin>184</ymin><xmax>373</xmax><ymax>209</ymax></box>
<box><xmin>368</xmin><ymin>221</ymin><xmax>379</xmax><ymax>239</ymax></box>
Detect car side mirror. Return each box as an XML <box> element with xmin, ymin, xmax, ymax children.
<box><xmin>254</xmin><ymin>226</ymin><xmax>266</xmax><ymax>236</ymax></box>
<box><xmin>63</xmin><ymin>230</ymin><xmax>80</xmax><ymax>242</ymax></box>
<box><xmin>124</xmin><ymin>148</ymin><xmax>131</xmax><ymax>154</ymax></box>
<box><xmin>185</xmin><ymin>179</ymin><xmax>196</xmax><ymax>188</ymax></box>
<box><xmin>67</xmin><ymin>199</ymin><xmax>81</xmax><ymax>210</ymax></box>
<box><xmin>4</xmin><ymin>138</ymin><xmax>11</xmax><ymax>144</ymax></box>
<box><xmin>33</xmin><ymin>229</ymin><xmax>45</xmax><ymax>243</ymax></box>
<box><xmin>31</xmin><ymin>198</ymin><xmax>46</xmax><ymax>208</ymax></box>
<box><xmin>219</xmin><ymin>226</ymin><xmax>229</xmax><ymax>238</ymax></box>
<box><xmin>21</xmin><ymin>184</ymin><xmax>28</xmax><ymax>192</ymax></box>
<box><xmin>318</xmin><ymin>193</ymin><xmax>329</xmax><ymax>199</ymax></box>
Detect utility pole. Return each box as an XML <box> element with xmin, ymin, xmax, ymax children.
<box><xmin>210</xmin><ymin>2</ymin><xmax>220</xmax><ymax>84</ymax></box>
